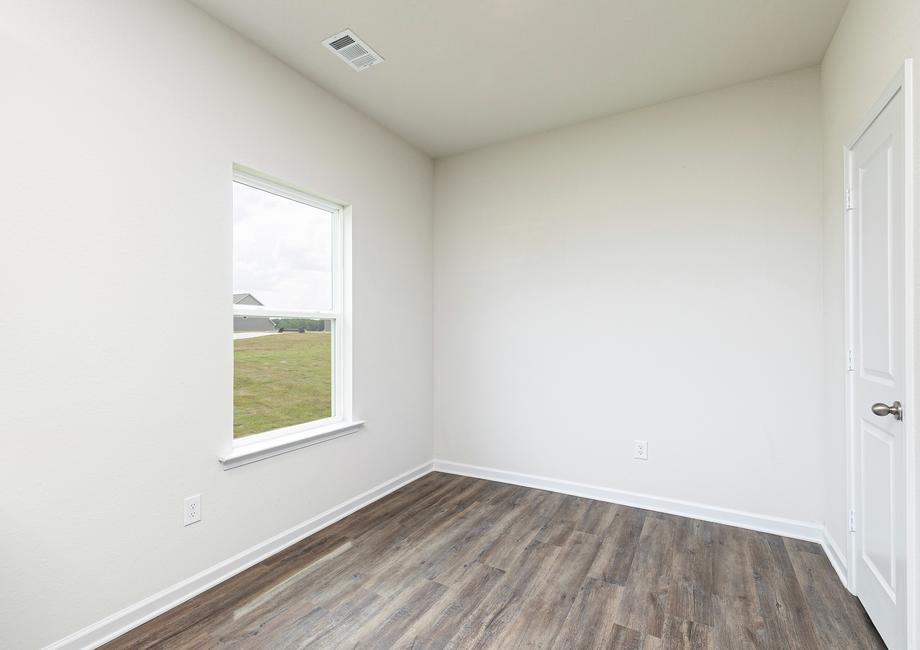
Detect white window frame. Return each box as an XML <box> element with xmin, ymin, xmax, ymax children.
<box><xmin>220</xmin><ymin>166</ymin><xmax>361</xmax><ymax>469</ymax></box>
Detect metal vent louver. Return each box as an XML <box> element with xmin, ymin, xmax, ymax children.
<box><xmin>322</xmin><ymin>30</ymin><xmax>383</xmax><ymax>71</ymax></box>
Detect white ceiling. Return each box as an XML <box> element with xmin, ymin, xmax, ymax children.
<box><xmin>190</xmin><ymin>0</ymin><xmax>848</xmax><ymax>157</ymax></box>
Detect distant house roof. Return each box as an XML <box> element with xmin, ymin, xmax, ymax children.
<box><xmin>233</xmin><ymin>293</ymin><xmax>263</xmax><ymax>306</ymax></box>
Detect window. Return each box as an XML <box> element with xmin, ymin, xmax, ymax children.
<box><xmin>230</xmin><ymin>167</ymin><xmax>350</xmax><ymax>449</ymax></box>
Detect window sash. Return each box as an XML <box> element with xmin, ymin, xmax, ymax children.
<box><xmin>232</xmin><ymin>305</ymin><xmax>339</xmax><ymax>320</ymax></box>
<box><xmin>232</xmin><ymin>166</ymin><xmax>347</xmax><ymax>447</ymax></box>
<box><xmin>233</xmin><ymin>316</ymin><xmax>344</xmax><ymax>448</ymax></box>
<box><xmin>234</xmin><ymin>167</ymin><xmax>342</xmax><ymax>213</ymax></box>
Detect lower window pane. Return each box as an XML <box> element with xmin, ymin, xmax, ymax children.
<box><xmin>233</xmin><ymin>318</ymin><xmax>333</xmax><ymax>438</ymax></box>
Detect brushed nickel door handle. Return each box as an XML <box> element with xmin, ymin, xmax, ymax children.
<box><xmin>871</xmin><ymin>401</ymin><xmax>903</xmax><ymax>421</ymax></box>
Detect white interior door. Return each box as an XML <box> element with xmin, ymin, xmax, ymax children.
<box><xmin>848</xmin><ymin>82</ymin><xmax>908</xmax><ymax>650</ymax></box>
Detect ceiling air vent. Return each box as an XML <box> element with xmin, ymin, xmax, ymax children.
<box><xmin>322</xmin><ymin>30</ymin><xmax>384</xmax><ymax>71</ymax></box>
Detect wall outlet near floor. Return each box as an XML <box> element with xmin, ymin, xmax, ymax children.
<box><xmin>183</xmin><ymin>494</ymin><xmax>201</xmax><ymax>526</ymax></box>
<box><xmin>633</xmin><ymin>440</ymin><xmax>648</xmax><ymax>461</ymax></box>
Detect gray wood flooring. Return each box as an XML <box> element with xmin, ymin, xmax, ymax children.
<box><xmin>104</xmin><ymin>472</ymin><xmax>885</xmax><ymax>649</ymax></box>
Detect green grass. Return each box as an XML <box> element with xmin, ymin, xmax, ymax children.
<box><xmin>234</xmin><ymin>332</ymin><xmax>332</xmax><ymax>438</ymax></box>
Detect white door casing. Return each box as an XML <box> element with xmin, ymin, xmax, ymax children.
<box><xmin>846</xmin><ymin>62</ymin><xmax>913</xmax><ymax>650</ymax></box>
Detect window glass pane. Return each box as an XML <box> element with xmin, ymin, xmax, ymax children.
<box><xmin>233</xmin><ymin>320</ymin><xmax>333</xmax><ymax>438</ymax></box>
<box><xmin>233</xmin><ymin>181</ymin><xmax>333</xmax><ymax>312</ymax></box>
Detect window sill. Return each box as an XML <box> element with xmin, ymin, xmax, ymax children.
<box><xmin>218</xmin><ymin>420</ymin><xmax>365</xmax><ymax>470</ymax></box>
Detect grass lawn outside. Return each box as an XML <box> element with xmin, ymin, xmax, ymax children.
<box><xmin>234</xmin><ymin>332</ymin><xmax>332</xmax><ymax>438</ymax></box>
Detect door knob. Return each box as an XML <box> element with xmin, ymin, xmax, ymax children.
<box><xmin>871</xmin><ymin>401</ymin><xmax>903</xmax><ymax>421</ymax></box>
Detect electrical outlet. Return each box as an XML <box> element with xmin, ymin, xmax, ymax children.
<box><xmin>183</xmin><ymin>494</ymin><xmax>201</xmax><ymax>526</ymax></box>
<box><xmin>633</xmin><ymin>440</ymin><xmax>648</xmax><ymax>461</ymax></box>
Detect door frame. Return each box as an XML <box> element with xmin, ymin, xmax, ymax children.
<box><xmin>843</xmin><ymin>59</ymin><xmax>915</xmax><ymax>648</ymax></box>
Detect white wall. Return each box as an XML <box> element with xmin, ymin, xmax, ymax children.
<box><xmin>819</xmin><ymin>0</ymin><xmax>920</xmax><ymax>633</ymax></box>
<box><xmin>434</xmin><ymin>68</ymin><xmax>824</xmax><ymax>524</ymax></box>
<box><xmin>0</xmin><ymin>2</ymin><xmax>432</xmax><ymax>647</ymax></box>
<box><xmin>8</xmin><ymin>1</ymin><xmax>917</xmax><ymax>646</ymax></box>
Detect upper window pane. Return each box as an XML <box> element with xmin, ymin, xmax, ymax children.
<box><xmin>233</xmin><ymin>181</ymin><xmax>333</xmax><ymax>312</ymax></box>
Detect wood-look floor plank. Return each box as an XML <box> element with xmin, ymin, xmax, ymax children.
<box><xmin>345</xmin><ymin>578</ymin><xmax>447</xmax><ymax>649</ymax></box>
<box><xmin>442</xmin><ymin>539</ymin><xmax>561</xmax><ymax>648</ymax></box>
<box><xmin>588</xmin><ymin>504</ymin><xmax>647</xmax><ymax>586</ymax></box>
<box><xmin>709</xmin><ymin>525</ymin><xmax>767</xmax><ymax>648</ymax></box>
<box><xmin>659</xmin><ymin>615</ymin><xmax>713</xmax><ymax>649</ymax></box>
<box><xmin>749</xmin><ymin>532</ymin><xmax>823</xmax><ymax>649</ymax></box>
<box><xmin>224</xmin><ymin>589</ymin><xmax>378</xmax><ymax>650</ymax></box>
<box><xmin>391</xmin><ymin>562</ymin><xmax>506</xmax><ymax>649</ymax></box>
<box><xmin>576</xmin><ymin>499</ymin><xmax>620</xmax><ymax>536</ymax></box>
<box><xmin>667</xmin><ymin>518</ymin><xmax>715</xmax><ymax>627</ymax></box>
<box><xmin>534</xmin><ymin>491</ymin><xmax>591</xmax><ymax>547</ymax></box>
<box><xmin>783</xmin><ymin>538</ymin><xmax>886</xmax><ymax>649</ymax></box>
<box><xmin>494</xmin><ymin>530</ymin><xmax>604</xmax><ymax>647</ymax></box>
<box><xmin>552</xmin><ymin>577</ymin><xmax>627</xmax><ymax>650</ymax></box>
<box><xmin>477</xmin><ymin>489</ymin><xmax>550</xmax><ymax>570</ymax></box>
<box><xmin>612</xmin><ymin>511</ymin><xmax>681</xmax><ymax>639</ymax></box>
<box><xmin>103</xmin><ymin>473</ymin><xmax>887</xmax><ymax>650</ymax></box>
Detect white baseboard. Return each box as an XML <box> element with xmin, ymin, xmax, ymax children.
<box><xmin>821</xmin><ymin>529</ymin><xmax>850</xmax><ymax>590</ymax></box>
<box><xmin>45</xmin><ymin>460</ymin><xmax>434</xmax><ymax>650</ymax></box>
<box><xmin>432</xmin><ymin>459</ymin><xmax>848</xmax><ymax>588</ymax></box>
<box><xmin>432</xmin><ymin>459</ymin><xmax>823</xmax><ymax>541</ymax></box>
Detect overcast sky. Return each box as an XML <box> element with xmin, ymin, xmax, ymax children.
<box><xmin>233</xmin><ymin>181</ymin><xmax>332</xmax><ymax>311</ymax></box>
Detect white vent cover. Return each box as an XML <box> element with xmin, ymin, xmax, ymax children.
<box><xmin>322</xmin><ymin>30</ymin><xmax>383</xmax><ymax>71</ymax></box>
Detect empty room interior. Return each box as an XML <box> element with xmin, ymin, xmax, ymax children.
<box><xmin>4</xmin><ymin>1</ymin><xmax>920</xmax><ymax>648</ymax></box>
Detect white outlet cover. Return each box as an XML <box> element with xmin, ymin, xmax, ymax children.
<box><xmin>183</xmin><ymin>494</ymin><xmax>201</xmax><ymax>526</ymax></box>
<box><xmin>633</xmin><ymin>440</ymin><xmax>648</xmax><ymax>461</ymax></box>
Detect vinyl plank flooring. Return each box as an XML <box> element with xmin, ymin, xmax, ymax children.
<box><xmin>345</xmin><ymin>578</ymin><xmax>447</xmax><ymax>649</ymax></box>
<box><xmin>667</xmin><ymin>518</ymin><xmax>715</xmax><ymax>627</ymax></box>
<box><xmin>588</xmin><ymin>504</ymin><xmax>647</xmax><ymax>586</ymax></box>
<box><xmin>534</xmin><ymin>492</ymin><xmax>591</xmax><ymax>547</ymax></box>
<box><xmin>552</xmin><ymin>577</ymin><xmax>627</xmax><ymax>650</ymax></box>
<box><xmin>390</xmin><ymin>562</ymin><xmax>506</xmax><ymax>650</ymax></box>
<box><xmin>442</xmin><ymin>539</ymin><xmax>561</xmax><ymax>648</ymax></box>
<box><xmin>477</xmin><ymin>489</ymin><xmax>550</xmax><ymax>570</ymax></box>
<box><xmin>576</xmin><ymin>499</ymin><xmax>620</xmax><ymax>536</ymax></box>
<box><xmin>612</xmin><ymin>511</ymin><xmax>682</xmax><ymax>638</ymax></box>
<box><xmin>493</xmin><ymin>530</ymin><xmax>604</xmax><ymax>647</ymax></box>
<box><xmin>749</xmin><ymin>533</ymin><xmax>823</xmax><ymax>650</ymax></box>
<box><xmin>783</xmin><ymin>538</ymin><xmax>885</xmax><ymax>650</ymax></box>
<box><xmin>709</xmin><ymin>525</ymin><xmax>768</xmax><ymax>648</ymax></box>
<box><xmin>103</xmin><ymin>472</ymin><xmax>887</xmax><ymax>650</ymax></box>
<box><xmin>659</xmin><ymin>615</ymin><xmax>712</xmax><ymax>649</ymax></box>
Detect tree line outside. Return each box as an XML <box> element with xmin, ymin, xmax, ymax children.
<box><xmin>272</xmin><ymin>318</ymin><xmax>327</xmax><ymax>332</ymax></box>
